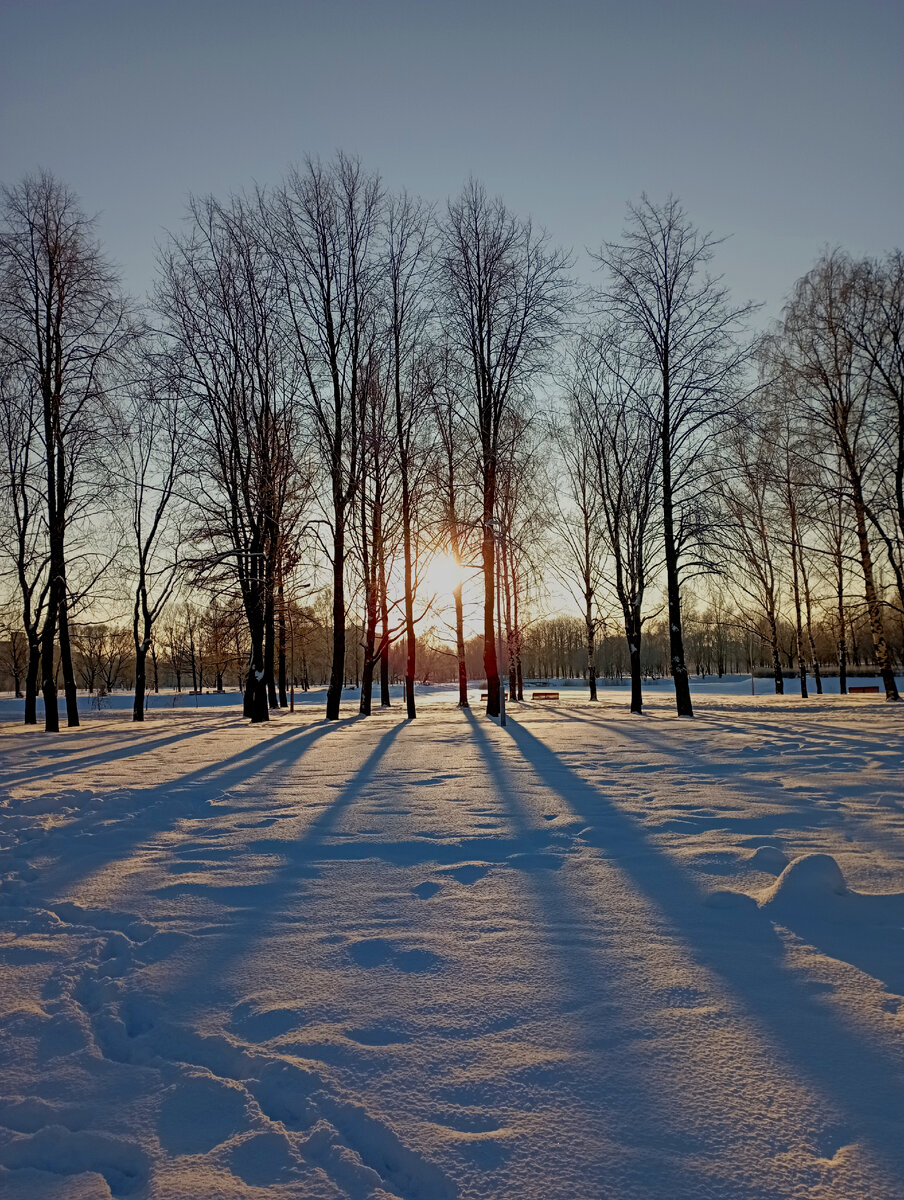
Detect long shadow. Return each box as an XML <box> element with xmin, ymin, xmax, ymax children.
<box><xmin>25</xmin><ymin>716</ymin><xmax>355</xmax><ymax>898</ymax></box>
<box><xmin>499</xmin><ymin>712</ymin><xmax>904</xmax><ymax>1180</ymax></box>
<box><xmin>462</xmin><ymin>711</ymin><xmax>726</xmax><ymax>1194</ymax></box>
<box><xmin>130</xmin><ymin>718</ymin><xmax>409</xmax><ymax>1033</ymax></box>
<box><xmin>540</xmin><ymin>703</ymin><xmax>904</xmax><ymax>860</ymax></box>
<box><xmin>1</xmin><ymin>716</ymin><xmax>241</xmax><ymax>789</ymax></box>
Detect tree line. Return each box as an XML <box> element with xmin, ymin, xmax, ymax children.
<box><xmin>1</xmin><ymin>164</ymin><xmax>901</xmax><ymax>731</ymax></box>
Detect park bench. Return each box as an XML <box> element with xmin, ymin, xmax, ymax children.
<box><xmin>532</xmin><ymin>691</ymin><xmax>560</xmax><ymax>700</ymax></box>
<box><xmin>849</xmin><ymin>685</ymin><xmax>880</xmax><ymax>694</ymax></box>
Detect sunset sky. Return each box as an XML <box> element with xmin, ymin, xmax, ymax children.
<box><xmin>3</xmin><ymin>0</ymin><xmax>901</xmax><ymax>322</ymax></box>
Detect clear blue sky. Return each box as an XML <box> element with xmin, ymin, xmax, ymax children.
<box><xmin>2</xmin><ymin>0</ymin><xmax>901</xmax><ymax>322</ymax></box>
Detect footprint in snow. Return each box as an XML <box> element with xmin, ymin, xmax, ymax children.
<box><xmin>348</xmin><ymin>937</ymin><xmax>442</xmax><ymax>973</ymax></box>
<box><xmin>411</xmin><ymin>881</ymin><xmax>442</xmax><ymax>899</ymax></box>
<box><xmin>440</xmin><ymin>863</ymin><xmax>491</xmax><ymax>885</ymax></box>
<box><xmin>157</xmin><ymin>1073</ymin><xmax>249</xmax><ymax>1156</ymax></box>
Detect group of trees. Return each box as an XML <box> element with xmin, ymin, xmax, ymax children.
<box><xmin>1</xmin><ymin>164</ymin><xmax>901</xmax><ymax>732</ymax></box>
<box><xmin>554</xmin><ymin>215</ymin><xmax>903</xmax><ymax>712</ymax></box>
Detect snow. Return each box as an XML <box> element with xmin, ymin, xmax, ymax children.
<box><xmin>1</xmin><ymin>690</ymin><xmax>903</xmax><ymax>1198</ymax></box>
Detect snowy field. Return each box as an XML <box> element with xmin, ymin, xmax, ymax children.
<box><xmin>1</xmin><ymin>692</ymin><xmax>903</xmax><ymax>1199</ymax></box>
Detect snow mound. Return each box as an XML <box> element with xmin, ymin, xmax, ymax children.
<box><xmin>759</xmin><ymin>854</ymin><xmax>847</xmax><ymax>908</ymax></box>
<box><xmin>745</xmin><ymin>845</ymin><xmax>789</xmax><ymax>874</ymax></box>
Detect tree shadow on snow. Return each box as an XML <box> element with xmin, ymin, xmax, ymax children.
<box><xmin>0</xmin><ymin>715</ymin><xmax>240</xmax><ymax>788</ymax></box>
<box><xmin>493</xmin><ymin>712</ymin><xmax>904</xmax><ymax>1182</ymax></box>
<box><xmin>27</xmin><ymin>716</ymin><xmax>353</xmax><ymax>898</ymax></box>
<box><xmin>463</xmin><ymin>710</ymin><xmax>731</xmax><ymax>1196</ymax></box>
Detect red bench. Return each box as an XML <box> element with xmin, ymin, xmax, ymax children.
<box><xmin>849</xmin><ymin>685</ymin><xmax>880</xmax><ymax>694</ymax></box>
<box><xmin>532</xmin><ymin>691</ymin><xmax>560</xmax><ymax>700</ymax></box>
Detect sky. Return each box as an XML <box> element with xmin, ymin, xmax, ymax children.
<box><xmin>2</xmin><ymin>0</ymin><xmax>902</xmax><ymax>326</ymax></box>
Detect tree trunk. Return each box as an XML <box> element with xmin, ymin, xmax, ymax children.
<box><xmin>767</xmin><ymin>609</ymin><xmax>784</xmax><ymax>695</ymax></box>
<box><xmin>483</xmin><ymin>500</ymin><xmax>500</xmax><ymax>717</ymax></box>
<box><xmin>837</xmin><ymin>562</ymin><xmax>848</xmax><ymax>695</ymax></box>
<box><xmin>134</xmin><ymin>646</ymin><xmax>147</xmax><ymax>722</ymax></box>
<box><xmin>453</xmin><ymin>583</ymin><xmax>468</xmax><ymax>707</ymax></box>
<box><xmin>359</xmin><ymin>576</ymin><xmax>378</xmax><ymax>718</ymax></box>
<box><xmin>789</xmin><ymin>531</ymin><xmax>809</xmax><ymax>700</ymax></box>
<box><xmin>374</xmin><ymin>549</ymin><xmax>388</xmax><ymax>705</ymax></box>
<box><xmin>628</xmin><ymin>621</ymin><xmax>643</xmax><ymax>715</ymax></box>
<box><xmin>57</xmin><ymin>592</ymin><xmax>79</xmax><ymax>727</ymax></box>
<box><xmin>400</xmin><ymin>470</ymin><xmax>416</xmax><ymax>719</ymax></box>
<box><xmin>265</xmin><ymin>585</ymin><xmax>278</xmax><ymax>709</ymax></box>
<box><xmin>277</xmin><ymin>591</ymin><xmax>288</xmax><ymax>708</ymax></box>
<box><xmin>850</xmin><ymin>477</ymin><xmax>900</xmax><ymax>700</ymax></box>
<box><xmin>24</xmin><ymin>641</ymin><xmax>40</xmax><ymax>726</ymax></box>
<box><xmin>662</xmin><ymin>398</ymin><xmax>691</xmax><ymax>715</ymax></box>
<box><xmin>326</xmin><ymin>517</ymin><xmax>345</xmax><ymax>721</ymax></box>
<box><xmin>585</xmin><ymin>590</ymin><xmax>597</xmax><ymax>701</ymax></box>
<box><xmin>40</xmin><ymin>582</ymin><xmax>60</xmax><ymax>733</ymax></box>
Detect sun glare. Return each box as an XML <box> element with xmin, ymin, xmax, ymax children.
<box><xmin>424</xmin><ymin>551</ymin><xmax>465</xmax><ymax>598</ymax></box>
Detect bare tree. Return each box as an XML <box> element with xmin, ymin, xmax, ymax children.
<box><xmin>0</xmin><ymin>355</ymin><xmax>50</xmax><ymax>722</ymax></box>
<box><xmin>158</xmin><ymin>193</ymin><xmax>295</xmax><ymax>722</ymax></box>
<box><xmin>594</xmin><ymin>196</ymin><xmax>756</xmax><ymax>717</ymax></box>
<box><xmin>0</xmin><ymin>172</ymin><xmax>133</xmax><ymax>731</ymax></box>
<box><xmin>118</xmin><ymin>347</ymin><xmax>186</xmax><ymax>721</ymax></box>
<box><xmin>270</xmin><ymin>155</ymin><xmax>381</xmax><ymax>721</ymax></box>
<box><xmin>716</xmin><ymin>405</ymin><xmax>787</xmax><ymax>693</ymax></box>
<box><xmin>550</xmin><ymin>390</ymin><xmax>607</xmax><ymax>700</ymax></box>
<box><xmin>777</xmin><ymin>251</ymin><xmax>900</xmax><ymax>700</ymax></box>
<box><xmin>847</xmin><ymin>251</ymin><xmax>904</xmax><ymax>614</ymax></box>
<box><xmin>572</xmin><ymin>331</ymin><xmax>660</xmax><ymax>713</ymax></box>
<box><xmin>438</xmin><ymin>181</ymin><xmax>571</xmax><ymax>716</ymax></box>
<box><xmin>428</xmin><ymin>344</ymin><xmax>476</xmax><ymax>707</ymax></box>
<box><xmin>385</xmin><ymin>191</ymin><xmax>435</xmax><ymax>719</ymax></box>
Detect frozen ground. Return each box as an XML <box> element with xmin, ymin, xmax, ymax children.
<box><xmin>1</xmin><ymin>691</ymin><xmax>903</xmax><ymax>1199</ymax></box>
<box><xmin>1</xmin><ymin>672</ymin><xmax>897</xmax><ymax>722</ymax></box>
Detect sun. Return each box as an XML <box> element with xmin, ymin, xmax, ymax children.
<box><xmin>424</xmin><ymin>551</ymin><xmax>465</xmax><ymax>598</ymax></box>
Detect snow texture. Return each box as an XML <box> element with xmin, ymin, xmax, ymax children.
<box><xmin>1</xmin><ymin>685</ymin><xmax>903</xmax><ymax>1198</ymax></box>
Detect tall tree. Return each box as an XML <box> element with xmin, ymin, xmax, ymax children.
<box><xmin>571</xmin><ymin>331</ymin><xmax>660</xmax><ymax>713</ymax></box>
<box><xmin>118</xmin><ymin>348</ymin><xmax>186</xmax><ymax>721</ymax></box>
<box><xmin>0</xmin><ymin>355</ymin><xmax>49</xmax><ymax>723</ymax></box>
<box><xmin>438</xmin><ymin>181</ymin><xmax>571</xmax><ymax>717</ymax></box>
<box><xmin>272</xmin><ymin>155</ymin><xmax>381</xmax><ymax>721</ymax></box>
<box><xmin>158</xmin><ymin>193</ymin><xmax>293</xmax><ymax>722</ymax></box>
<box><xmin>551</xmin><ymin>391</ymin><xmax>606</xmax><ymax>700</ymax></box>
<box><xmin>594</xmin><ymin>196</ymin><xmax>756</xmax><ymax>717</ymax></box>
<box><xmin>0</xmin><ymin>172</ymin><xmax>132</xmax><ymax>731</ymax></box>
<box><xmin>385</xmin><ymin>191</ymin><xmax>435</xmax><ymax>719</ymax></box>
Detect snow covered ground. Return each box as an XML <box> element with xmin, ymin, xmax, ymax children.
<box><xmin>1</xmin><ymin>691</ymin><xmax>903</xmax><ymax>1198</ymax></box>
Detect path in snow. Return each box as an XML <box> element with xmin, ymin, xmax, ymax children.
<box><xmin>1</xmin><ymin>694</ymin><xmax>903</xmax><ymax>1199</ymax></box>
